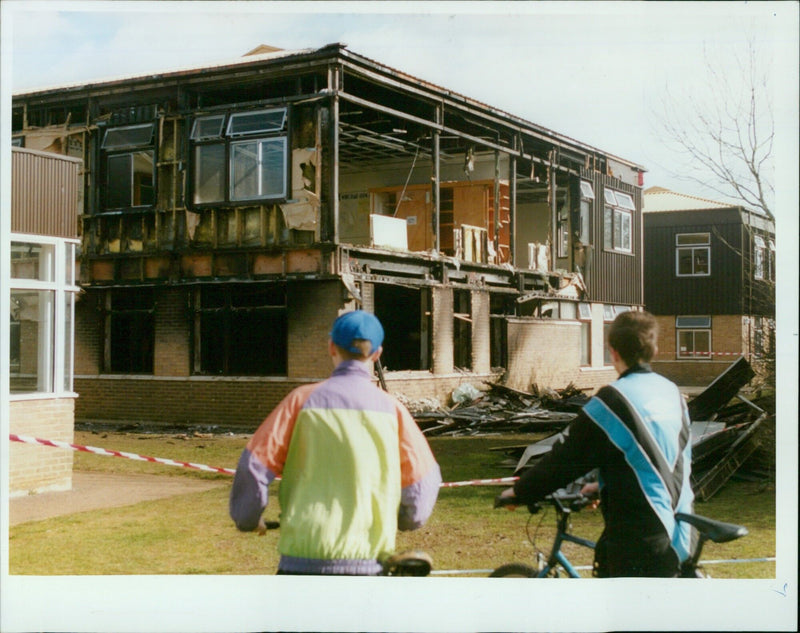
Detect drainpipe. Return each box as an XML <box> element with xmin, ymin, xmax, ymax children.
<box><xmin>432</xmin><ymin>104</ymin><xmax>441</xmax><ymax>254</ymax></box>
<box><xmin>549</xmin><ymin>149</ymin><xmax>558</xmax><ymax>270</ymax></box>
<box><xmin>509</xmin><ymin>135</ymin><xmax>518</xmax><ymax>267</ymax></box>
<box><xmin>329</xmin><ymin>64</ymin><xmax>340</xmax><ymax>244</ymax></box>
<box><xmin>494</xmin><ymin>150</ymin><xmax>500</xmax><ymax>259</ymax></box>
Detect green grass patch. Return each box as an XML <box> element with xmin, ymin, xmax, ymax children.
<box><xmin>9</xmin><ymin>431</ymin><xmax>775</xmax><ymax>577</ymax></box>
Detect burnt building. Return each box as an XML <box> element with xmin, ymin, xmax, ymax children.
<box><xmin>643</xmin><ymin>187</ymin><xmax>775</xmax><ymax>386</ymax></box>
<box><xmin>11</xmin><ymin>43</ymin><xmax>646</xmax><ymax>428</ymax></box>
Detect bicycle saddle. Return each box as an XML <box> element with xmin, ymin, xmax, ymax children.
<box><xmin>675</xmin><ymin>512</ymin><xmax>748</xmax><ymax>543</ymax></box>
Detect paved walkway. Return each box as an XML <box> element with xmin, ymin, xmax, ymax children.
<box><xmin>9</xmin><ymin>472</ymin><xmax>227</xmax><ymax>526</ymax></box>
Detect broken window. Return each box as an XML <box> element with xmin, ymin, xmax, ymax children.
<box><xmin>676</xmin><ymin>316</ymin><xmax>712</xmax><ymax>360</ymax></box>
<box><xmin>577</xmin><ymin>181</ymin><xmax>594</xmax><ymax>245</ymax></box>
<box><xmin>373</xmin><ymin>285</ymin><xmax>431</xmax><ymax>371</ymax></box>
<box><xmin>194</xmin><ymin>284</ymin><xmax>287</xmax><ymax>376</ymax></box>
<box><xmin>768</xmin><ymin>239</ymin><xmax>776</xmax><ymax>282</ymax></box>
<box><xmin>453</xmin><ymin>290</ymin><xmax>472</xmax><ymax>371</ymax></box>
<box><xmin>191</xmin><ymin>107</ymin><xmax>288</xmax><ymax>206</ymax></box>
<box><xmin>101</xmin><ymin>123</ymin><xmax>155</xmax><ymax>211</ymax></box>
<box><xmin>676</xmin><ymin>233</ymin><xmax>710</xmax><ymax>277</ymax></box>
<box><xmin>108</xmin><ymin>289</ymin><xmax>154</xmax><ymax>373</ymax></box>
<box><xmin>603</xmin><ymin>189</ymin><xmax>633</xmax><ymax>253</ymax></box>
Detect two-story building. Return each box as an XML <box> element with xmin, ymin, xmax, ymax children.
<box><xmin>643</xmin><ymin>186</ymin><xmax>775</xmax><ymax>387</ymax></box>
<box><xmin>12</xmin><ymin>43</ymin><xmax>646</xmax><ymax>429</ymax></box>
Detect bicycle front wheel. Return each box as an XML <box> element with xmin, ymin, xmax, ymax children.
<box><xmin>489</xmin><ymin>563</ymin><xmax>538</xmax><ymax>578</ymax></box>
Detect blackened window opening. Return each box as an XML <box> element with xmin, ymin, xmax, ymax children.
<box><xmin>374</xmin><ymin>285</ymin><xmax>430</xmax><ymax>371</ymax></box>
<box><xmin>108</xmin><ymin>289</ymin><xmax>154</xmax><ymax>373</ymax></box>
<box><xmin>196</xmin><ymin>284</ymin><xmax>287</xmax><ymax>376</ymax></box>
<box><xmin>453</xmin><ymin>289</ymin><xmax>472</xmax><ymax>371</ymax></box>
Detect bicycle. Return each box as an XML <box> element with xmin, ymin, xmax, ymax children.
<box><xmin>491</xmin><ymin>490</ymin><xmax>748</xmax><ymax>578</ymax></box>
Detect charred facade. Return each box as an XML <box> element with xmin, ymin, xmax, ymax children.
<box><xmin>12</xmin><ymin>44</ymin><xmax>645</xmax><ymax>428</ymax></box>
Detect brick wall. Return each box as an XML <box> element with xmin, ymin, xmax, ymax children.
<box><xmin>287</xmin><ymin>280</ymin><xmax>343</xmax><ymax>378</ymax></box>
<box><xmin>9</xmin><ymin>398</ymin><xmax>75</xmax><ymax>496</ymax></box>
<box><xmin>652</xmin><ymin>314</ymin><xmax>743</xmax><ymax>386</ymax></box>
<box><xmin>74</xmin><ymin>290</ymin><xmax>102</xmax><ymax>375</ymax></box>
<box><xmin>155</xmin><ymin>287</ymin><xmax>191</xmax><ymax>376</ymax></box>
<box><xmin>505</xmin><ymin>318</ymin><xmax>615</xmax><ymax>392</ymax></box>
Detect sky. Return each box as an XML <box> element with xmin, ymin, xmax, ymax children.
<box><xmin>1</xmin><ymin>2</ymin><xmax>798</xmax><ymax>632</ymax></box>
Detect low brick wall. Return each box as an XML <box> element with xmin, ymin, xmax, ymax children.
<box><xmin>9</xmin><ymin>398</ymin><xmax>75</xmax><ymax>496</ymax></box>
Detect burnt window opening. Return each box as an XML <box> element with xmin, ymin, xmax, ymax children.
<box><xmin>107</xmin><ymin>289</ymin><xmax>154</xmax><ymax>373</ymax></box>
<box><xmin>373</xmin><ymin>285</ymin><xmax>431</xmax><ymax>372</ymax></box>
<box><xmin>101</xmin><ymin>123</ymin><xmax>156</xmax><ymax>211</ymax></box>
<box><xmin>190</xmin><ymin>107</ymin><xmax>288</xmax><ymax>206</ymax></box>
<box><xmin>490</xmin><ymin>294</ymin><xmax>510</xmax><ymax>370</ymax></box>
<box><xmin>453</xmin><ymin>290</ymin><xmax>472</xmax><ymax>371</ymax></box>
<box><xmin>194</xmin><ymin>284</ymin><xmax>287</xmax><ymax>376</ymax></box>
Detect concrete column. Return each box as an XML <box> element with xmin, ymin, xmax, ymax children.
<box><xmin>432</xmin><ymin>286</ymin><xmax>454</xmax><ymax>375</ymax></box>
<box><xmin>471</xmin><ymin>290</ymin><xmax>491</xmax><ymax>373</ymax></box>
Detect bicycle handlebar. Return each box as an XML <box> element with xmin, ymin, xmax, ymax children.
<box><xmin>494</xmin><ymin>491</ymin><xmax>593</xmax><ymax>513</ymax></box>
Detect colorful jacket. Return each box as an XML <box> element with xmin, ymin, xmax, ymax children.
<box><xmin>229</xmin><ymin>360</ymin><xmax>441</xmax><ymax>575</ymax></box>
<box><xmin>514</xmin><ymin>364</ymin><xmax>693</xmax><ymax>577</ymax></box>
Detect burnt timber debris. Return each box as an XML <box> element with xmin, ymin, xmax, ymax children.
<box><xmin>408</xmin><ymin>357</ymin><xmax>773</xmax><ymax>500</ymax></box>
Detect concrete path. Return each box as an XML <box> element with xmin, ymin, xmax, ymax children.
<box><xmin>9</xmin><ymin>472</ymin><xmax>227</xmax><ymax>526</ymax></box>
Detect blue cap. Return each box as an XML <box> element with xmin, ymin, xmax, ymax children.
<box><xmin>330</xmin><ymin>310</ymin><xmax>384</xmax><ymax>355</ymax></box>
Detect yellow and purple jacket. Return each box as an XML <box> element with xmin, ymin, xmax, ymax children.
<box><xmin>230</xmin><ymin>360</ymin><xmax>441</xmax><ymax>574</ymax></box>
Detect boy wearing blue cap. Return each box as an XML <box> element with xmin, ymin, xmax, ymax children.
<box><xmin>230</xmin><ymin>310</ymin><xmax>442</xmax><ymax>575</ymax></box>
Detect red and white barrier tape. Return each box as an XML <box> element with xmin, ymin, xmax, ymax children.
<box><xmin>9</xmin><ymin>433</ymin><xmax>236</xmax><ymax>476</ymax></box>
<box><xmin>8</xmin><ymin>434</ymin><xmax>518</xmax><ymax>488</ymax></box>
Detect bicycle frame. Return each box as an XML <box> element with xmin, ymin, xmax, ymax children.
<box><xmin>538</xmin><ymin>500</ymin><xmax>595</xmax><ymax>578</ymax></box>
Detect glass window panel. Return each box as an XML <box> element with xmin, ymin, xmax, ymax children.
<box><xmin>694</xmin><ymin>330</ymin><xmax>711</xmax><ymax>357</ymax></box>
<box><xmin>604</xmin><ymin>206</ymin><xmax>613</xmax><ymax>248</ymax></box>
<box><xmin>191</xmin><ymin>115</ymin><xmax>226</xmax><ymax>140</ymax></box>
<box><xmin>603</xmin><ymin>189</ymin><xmax>617</xmax><ymax>206</ymax></box>
<box><xmin>603</xmin><ymin>304</ymin><xmax>615</xmax><ymax>321</ymax></box>
<box><xmin>579</xmin><ymin>199</ymin><xmax>591</xmax><ymax>243</ymax></box>
<box><xmin>64</xmin><ymin>293</ymin><xmax>74</xmax><ymax>392</ymax></box>
<box><xmin>676</xmin><ymin>316</ymin><xmax>711</xmax><ymax>328</ymax></box>
<box><xmin>10</xmin><ymin>242</ymin><xmax>54</xmax><ymax>281</ymax></box>
<box><xmin>260</xmin><ymin>138</ymin><xmax>287</xmax><ymax>197</ymax></box>
<box><xmin>614</xmin><ymin>191</ymin><xmax>635</xmax><ymax>210</ymax></box>
<box><xmin>578</xmin><ymin>303</ymin><xmax>592</xmax><ymax>320</ymax></box>
<box><xmin>227</xmin><ymin>108</ymin><xmax>286</xmax><ymax>136</ymax></box>
<box><xmin>678</xmin><ymin>330</ymin><xmax>693</xmax><ymax>356</ymax></box>
<box><xmin>677</xmin><ymin>249</ymin><xmax>694</xmax><ymax>275</ymax></box>
<box><xmin>107</xmin><ymin>154</ymin><xmax>132</xmax><ymax>208</ymax></box>
<box><xmin>753</xmin><ymin>235</ymin><xmax>765</xmax><ymax>248</ymax></box>
<box><xmin>194</xmin><ymin>144</ymin><xmax>225</xmax><ymax>204</ymax></box>
<box><xmin>619</xmin><ymin>210</ymin><xmax>631</xmax><ymax>250</ymax></box>
<box><xmin>694</xmin><ymin>248</ymin><xmax>710</xmax><ymax>275</ymax></box>
<box><xmin>132</xmin><ymin>151</ymin><xmax>154</xmax><ymax>206</ymax></box>
<box><xmin>10</xmin><ymin>289</ymin><xmax>54</xmax><ymax>394</ymax></box>
<box><xmin>102</xmin><ymin>123</ymin><xmax>154</xmax><ymax>149</ymax></box>
<box><xmin>614</xmin><ymin>305</ymin><xmax>631</xmax><ymax>315</ymax></box>
<box><xmin>676</xmin><ymin>233</ymin><xmax>710</xmax><ymax>245</ymax></box>
<box><xmin>64</xmin><ymin>243</ymin><xmax>75</xmax><ymax>286</ymax></box>
<box><xmin>580</xmin><ymin>181</ymin><xmax>595</xmax><ymax>199</ymax></box>
<box><xmin>230</xmin><ymin>141</ymin><xmax>260</xmax><ymax>200</ymax></box>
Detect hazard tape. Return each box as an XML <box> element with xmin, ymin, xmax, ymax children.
<box><xmin>9</xmin><ymin>434</ymin><xmax>236</xmax><ymax>476</ymax></box>
<box><xmin>8</xmin><ymin>434</ymin><xmax>518</xmax><ymax>488</ymax></box>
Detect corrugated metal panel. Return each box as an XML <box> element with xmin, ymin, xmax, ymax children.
<box><xmin>11</xmin><ymin>147</ymin><xmax>82</xmax><ymax>238</ymax></box>
<box><xmin>643</xmin><ymin>211</ymin><xmax>744</xmax><ymax>315</ymax></box>
<box><xmin>583</xmin><ymin>170</ymin><xmax>643</xmax><ymax>306</ymax></box>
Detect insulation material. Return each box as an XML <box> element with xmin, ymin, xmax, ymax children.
<box><xmin>280</xmin><ymin>147</ymin><xmax>319</xmax><ymax>232</ymax></box>
<box><xmin>185</xmin><ymin>210</ymin><xmax>201</xmax><ymax>240</ymax></box>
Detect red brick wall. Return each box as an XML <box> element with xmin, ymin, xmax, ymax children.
<box><xmin>9</xmin><ymin>398</ymin><xmax>75</xmax><ymax>495</ymax></box>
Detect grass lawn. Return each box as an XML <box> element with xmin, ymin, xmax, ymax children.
<box><xmin>8</xmin><ymin>431</ymin><xmax>776</xmax><ymax>577</ymax></box>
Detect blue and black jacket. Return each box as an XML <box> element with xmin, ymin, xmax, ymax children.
<box><xmin>514</xmin><ymin>364</ymin><xmax>694</xmax><ymax>577</ymax></box>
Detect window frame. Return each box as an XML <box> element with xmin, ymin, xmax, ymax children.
<box><xmin>753</xmin><ymin>234</ymin><xmax>766</xmax><ymax>280</ymax></box>
<box><xmin>676</xmin><ymin>315</ymin><xmax>712</xmax><ymax>360</ymax></box>
<box><xmin>578</xmin><ymin>302</ymin><xmax>592</xmax><ymax>366</ymax></box>
<box><xmin>675</xmin><ymin>232</ymin><xmax>711</xmax><ymax>277</ymax></box>
<box><xmin>100</xmin><ymin>122</ymin><xmax>156</xmax><ymax>212</ymax></box>
<box><xmin>8</xmin><ymin>234</ymin><xmax>80</xmax><ymax>398</ymax></box>
<box><xmin>190</xmin><ymin>107</ymin><xmax>289</xmax><ymax>208</ymax></box>
<box><xmin>602</xmin><ymin>188</ymin><xmax>633</xmax><ymax>253</ymax></box>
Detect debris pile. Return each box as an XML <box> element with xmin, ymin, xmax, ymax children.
<box><xmin>403</xmin><ymin>382</ymin><xmax>588</xmax><ymax>437</ymax></box>
<box><xmin>487</xmin><ymin>357</ymin><xmax>774</xmax><ymax>500</ymax></box>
